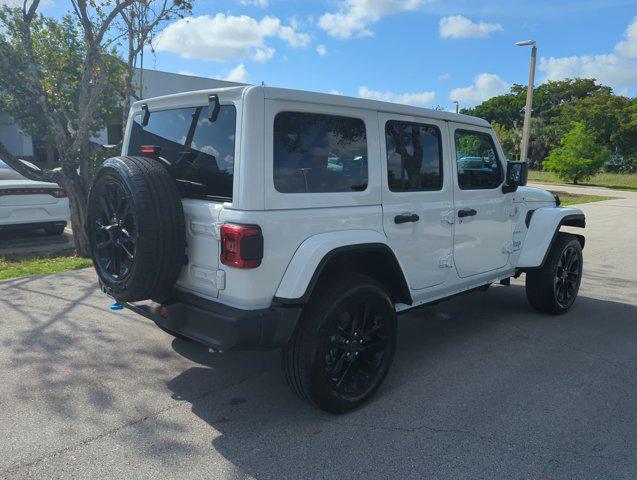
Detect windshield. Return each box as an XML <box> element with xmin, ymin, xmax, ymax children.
<box><xmin>128</xmin><ymin>104</ymin><xmax>236</xmax><ymax>200</ymax></box>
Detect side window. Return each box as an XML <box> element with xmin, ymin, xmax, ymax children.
<box><xmin>273</xmin><ymin>112</ymin><xmax>368</xmax><ymax>193</ymax></box>
<box><xmin>454</xmin><ymin>130</ymin><xmax>503</xmax><ymax>189</ymax></box>
<box><xmin>385</xmin><ymin>121</ymin><xmax>443</xmax><ymax>191</ymax></box>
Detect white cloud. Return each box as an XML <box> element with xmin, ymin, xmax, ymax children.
<box><xmin>224</xmin><ymin>63</ymin><xmax>249</xmax><ymax>83</ymax></box>
<box><xmin>154</xmin><ymin>14</ymin><xmax>309</xmax><ymax>62</ymax></box>
<box><xmin>614</xmin><ymin>16</ymin><xmax>637</xmax><ymax>58</ymax></box>
<box><xmin>316</xmin><ymin>44</ymin><xmax>328</xmax><ymax>56</ymax></box>
<box><xmin>319</xmin><ymin>0</ymin><xmax>426</xmax><ymax>39</ymax></box>
<box><xmin>239</xmin><ymin>0</ymin><xmax>268</xmax><ymax>7</ymax></box>
<box><xmin>449</xmin><ymin>73</ymin><xmax>509</xmax><ymax>104</ymax></box>
<box><xmin>540</xmin><ymin>54</ymin><xmax>637</xmax><ymax>91</ymax></box>
<box><xmin>329</xmin><ymin>89</ymin><xmax>343</xmax><ymax>95</ymax></box>
<box><xmin>539</xmin><ymin>17</ymin><xmax>637</xmax><ymax>92</ymax></box>
<box><xmin>278</xmin><ymin>25</ymin><xmax>311</xmax><ymax>48</ymax></box>
<box><xmin>438</xmin><ymin>72</ymin><xmax>451</xmax><ymax>81</ymax></box>
<box><xmin>358</xmin><ymin>85</ymin><xmax>436</xmax><ymax>106</ymax></box>
<box><xmin>439</xmin><ymin>15</ymin><xmax>502</xmax><ymax>39</ymax></box>
<box><xmin>253</xmin><ymin>47</ymin><xmax>275</xmax><ymax>63</ymax></box>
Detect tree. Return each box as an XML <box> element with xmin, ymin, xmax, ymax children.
<box><xmin>543</xmin><ymin>122</ymin><xmax>609</xmax><ymax>184</ymax></box>
<box><xmin>463</xmin><ymin>78</ymin><xmax>633</xmax><ymax>169</ymax></box>
<box><xmin>0</xmin><ymin>13</ymin><xmax>123</xmax><ymax>167</ymax></box>
<box><xmin>0</xmin><ymin>0</ymin><xmax>134</xmax><ymax>256</ymax></box>
<box><xmin>118</xmin><ymin>0</ymin><xmax>192</xmax><ymax>129</ymax></box>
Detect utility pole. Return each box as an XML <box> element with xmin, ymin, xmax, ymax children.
<box><xmin>516</xmin><ymin>40</ymin><xmax>537</xmax><ymax>164</ymax></box>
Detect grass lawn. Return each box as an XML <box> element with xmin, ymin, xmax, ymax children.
<box><xmin>0</xmin><ymin>255</ymin><xmax>92</xmax><ymax>280</ymax></box>
<box><xmin>550</xmin><ymin>190</ymin><xmax>613</xmax><ymax>207</ymax></box>
<box><xmin>529</xmin><ymin>171</ymin><xmax>637</xmax><ymax>191</ymax></box>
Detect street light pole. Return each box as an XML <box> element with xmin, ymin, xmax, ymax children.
<box><xmin>516</xmin><ymin>40</ymin><xmax>537</xmax><ymax>163</ymax></box>
<box><xmin>453</xmin><ymin>100</ymin><xmax>459</xmax><ymax>114</ymax></box>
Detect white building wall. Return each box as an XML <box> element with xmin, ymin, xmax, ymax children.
<box><xmin>0</xmin><ymin>111</ymin><xmax>34</xmax><ymax>157</ymax></box>
<box><xmin>2</xmin><ymin>69</ymin><xmax>247</xmax><ymax>154</ymax></box>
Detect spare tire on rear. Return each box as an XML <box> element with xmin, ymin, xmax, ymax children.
<box><xmin>87</xmin><ymin>156</ymin><xmax>186</xmax><ymax>302</ymax></box>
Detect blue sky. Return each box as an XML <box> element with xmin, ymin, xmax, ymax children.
<box><xmin>48</xmin><ymin>0</ymin><xmax>637</xmax><ymax>108</ymax></box>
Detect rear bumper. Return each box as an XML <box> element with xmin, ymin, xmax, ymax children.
<box><xmin>0</xmin><ymin>201</ymin><xmax>70</xmax><ymax>226</ymax></box>
<box><xmin>123</xmin><ymin>290</ymin><xmax>302</xmax><ymax>351</ymax></box>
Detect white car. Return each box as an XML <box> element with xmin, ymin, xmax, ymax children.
<box><xmin>87</xmin><ymin>86</ymin><xmax>585</xmax><ymax>413</ymax></box>
<box><xmin>0</xmin><ymin>160</ymin><xmax>70</xmax><ymax>236</ymax></box>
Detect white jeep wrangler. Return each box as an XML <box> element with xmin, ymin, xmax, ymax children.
<box><xmin>88</xmin><ymin>85</ymin><xmax>585</xmax><ymax>413</ymax></box>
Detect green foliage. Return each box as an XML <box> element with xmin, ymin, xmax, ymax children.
<box><xmin>543</xmin><ymin>122</ymin><xmax>609</xmax><ymax>184</ymax></box>
<box><xmin>0</xmin><ymin>255</ymin><xmax>92</xmax><ymax>280</ymax></box>
<box><xmin>463</xmin><ymin>78</ymin><xmax>636</xmax><ymax>167</ymax></box>
<box><xmin>0</xmin><ymin>9</ymin><xmax>124</xmax><ymax>142</ymax></box>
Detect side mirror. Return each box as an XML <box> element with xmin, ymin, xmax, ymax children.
<box><xmin>502</xmin><ymin>161</ymin><xmax>528</xmax><ymax>193</ymax></box>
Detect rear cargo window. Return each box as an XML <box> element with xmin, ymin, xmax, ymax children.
<box><xmin>128</xmin><ymin>105</ymin><xmax>236</xmax><ymax>200</ymax></box>
<box><xmin>273</xmin><ymin>112</ymin><xmax>368</xmax><ymax>193</ymax></box>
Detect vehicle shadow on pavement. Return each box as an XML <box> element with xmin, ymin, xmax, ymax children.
<box><xmin>164</xmin><ymin>284</ymin><xmax>637</xmax><ymax>479</ymax></box>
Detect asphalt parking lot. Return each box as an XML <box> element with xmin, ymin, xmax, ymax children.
<box><xmin>0</xmin><ymin>226</ymin><xmax>74</xmax><ymax>257</ymax></box>
<box><xmin>0</xmin><ymin>186</ymin><xmax>635</xmax><ymax>479</ymax></box>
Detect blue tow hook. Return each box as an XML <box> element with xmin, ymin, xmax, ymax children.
<box><xmin>110</xmin><ymin>303</ymin><xmax>124</xmax><ymax>311</ymax></box>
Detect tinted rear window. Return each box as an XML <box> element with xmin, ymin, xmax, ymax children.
<box><xmin>128</xmin><ymin>105</ymin><xmax>236</xmax><ymax>200</ymax></box>
<box><xmin>273</xmin><ymin>112</ymin><xmax>368</xmax><ymax>193</ymax></box>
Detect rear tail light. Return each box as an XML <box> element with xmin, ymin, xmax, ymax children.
<box><xmin>220</xmin><ymin>224</ymin><xmax>263</xmax><ymax>269</ymax></box>
<box><xmin>0</xmin><ymin>188</ymin><xmax>66</xmax><ymax>198</ymax></box>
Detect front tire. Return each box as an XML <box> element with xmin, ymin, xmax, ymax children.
<box><xmin>282</xmin><ymin>273</ymin><xmax>397</xmax><ymax>413</ymax></box>
<box><xmin>526</xmin><ymin>233</ymin><xmax>583</xmax><ymax>314</ymax></box>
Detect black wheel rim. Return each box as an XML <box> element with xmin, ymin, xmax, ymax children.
<box><xmin>324</xmin><ymin>299</ymin><xmax>391</xmax><ymax>398</ymax></box>
<box><xmin>92</xmin><ymin>180</ymin><xmax>136</xmax><ymax>281</ymax></box>
<box><xmin>554</xmin><ymin>245</ymin><xmax>580</xmax><ymax>307</ymax></box>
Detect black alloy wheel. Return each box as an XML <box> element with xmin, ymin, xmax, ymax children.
<box><xmin>324</xmin><ymin>300</ymin><xmax>392</xmax><ymax>398</ymax></box>
<box><xmin>91</xmin><ymin>179</ymin><xmax>137</xmax><ymax>282</ymax></box>
<box><xmin>554</xmin><ymin>245</ymin><xmax>580</xmax><ymax>308</ymax></box>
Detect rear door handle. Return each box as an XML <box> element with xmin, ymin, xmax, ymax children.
<box><xmin>394</xmin><ymin>213</ymin><xmax>420</xmax><ymax>224</ymax></box>
<box><xmin>457</xmin><ymin>208</ymin><xmax>477</xmax><ymax>218</ymax></box>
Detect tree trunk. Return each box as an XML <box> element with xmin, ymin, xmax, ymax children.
<box><xmin>46</xmin><ymin>141</ymin><xmax>56</xmax><ymax>169</ymax></box>
<box><xmin>58</xmin><ymin>170</ymin><xmax>91</xmax><ymax>258</ymax></box>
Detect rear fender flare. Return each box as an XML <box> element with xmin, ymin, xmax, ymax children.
<box><xmin>274</xmin><ymin>230</ymin><xmax>409</xmax><ymax>304</ymax></box>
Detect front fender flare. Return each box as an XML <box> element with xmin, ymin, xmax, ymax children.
<box><xmin>517</xmin><ymin>207</ymin><xmax>585</xmax><ymax>269</ymax></box>
<box><xmin>274</xmin><ymin>229</ymin><xmax>400</xmax><ymax>302</ymax></box>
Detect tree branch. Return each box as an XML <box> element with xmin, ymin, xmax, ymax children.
<box><xmin>0</xmin><ymin>142</ymin><xmax>57</xmax><ymax>183</ymax></box>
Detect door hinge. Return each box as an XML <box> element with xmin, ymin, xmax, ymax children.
<box><xmin>439</xmin><ymin>253</ymin><xmax>454</xmax><ymax>268</ymax></box>
<box><xmin>440</xmin><ymin>210</ymin><xmax>455</xmax><ymax>225</ymax></box>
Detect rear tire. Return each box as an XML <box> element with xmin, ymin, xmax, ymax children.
<box><xmin>87</xmin><ymin>156</ymin><xmax>186</xmax><ymax>302</ymax></box>
<box><xmin>526</xmin><ymin>233</ymin><xmax>583</xmax><ymax>314</ymax></box>
<box><xmin>282</xmin><ymin>273</ymin><xmax>397</xmax><ymax>413</ymax></box>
